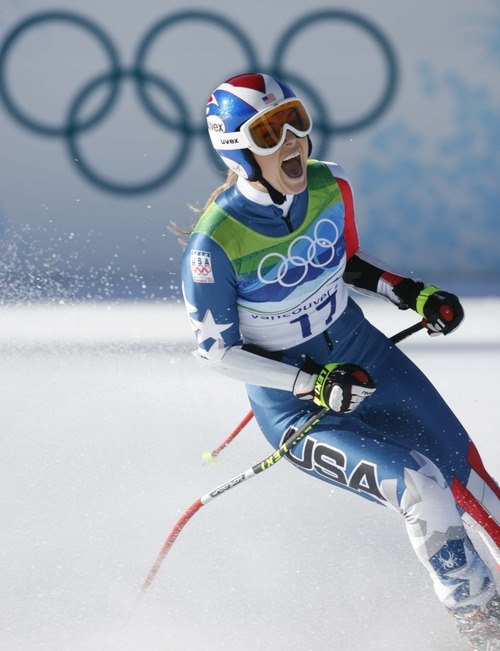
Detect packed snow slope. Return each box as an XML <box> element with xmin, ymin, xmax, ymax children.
<box><xmin>1</xmin><ymin>297</ymin><xmax>499</xmax><ymax>651</ymax></box>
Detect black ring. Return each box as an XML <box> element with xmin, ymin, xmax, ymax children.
<box><xmin>134</xmin><ymin>10</ymin><xmax>260</xmax><ymax>136</ymax></box>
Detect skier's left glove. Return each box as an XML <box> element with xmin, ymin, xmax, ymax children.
<box><xmin>294</xmin><ymin>362</ymin><xmax>376</xmax><ymax>414</ymax></box>
<box><xmin>392</xmin><ymin>279</ymin><xmax>464</xmax><ymax>336</ymax></box>
<box><xmin>415</xmin><ymin>285</ymin><xmax>464</xmax><ymax>335</ymax></box>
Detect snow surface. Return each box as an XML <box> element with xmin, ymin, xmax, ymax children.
<box><xmin>0</xmin><ymin>296</ymin><xmax>499</xmax><ymax>651</ymax></box>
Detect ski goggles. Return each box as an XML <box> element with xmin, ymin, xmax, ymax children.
<box><xmin>240</xmin><ymin>98</ymin><xmax>313</xmax><ymax>156</ymax></box>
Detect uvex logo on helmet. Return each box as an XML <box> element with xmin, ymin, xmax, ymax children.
<box><xmin>207</xmin><ymin>114</ymin><xmax>247</xmax><ymax>151</ymax></box>
<box><xmin>207</xmin><ymin>119</ymin><xmax>224</xmax><ymax>133</ymax></box>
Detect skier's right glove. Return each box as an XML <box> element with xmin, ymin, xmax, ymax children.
<box><xmin>294</xmin><ymin>362</ymin><xmax>376</xmax><ymax>414</ymax></box>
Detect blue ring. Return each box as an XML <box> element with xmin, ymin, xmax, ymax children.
<box><xmin>0</xmin><ymin>11</ymin><xmax>120</xmax><ymax>136</ymax></box>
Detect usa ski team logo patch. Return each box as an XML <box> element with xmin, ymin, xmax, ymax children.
<box><xmin>190</xmin><ymin>250</ymin><xmax>214</xmax><ymax>283</ymax></box>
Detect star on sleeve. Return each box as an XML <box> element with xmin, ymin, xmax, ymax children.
<box><xmin>188</xmin><ymin>307</ymin><xmax>234</xmax><ymax>353</ymax></box>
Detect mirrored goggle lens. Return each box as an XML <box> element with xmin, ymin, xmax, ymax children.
<box><xmin>246</xmin><ymin>100</ymin><xmax>311</xmax><ymax>150</ymax></box>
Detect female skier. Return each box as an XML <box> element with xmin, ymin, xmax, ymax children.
<box><xmin>180</xmin><ymin>72</ymin><xmax>499</xmax><ymax>649</ymax></box>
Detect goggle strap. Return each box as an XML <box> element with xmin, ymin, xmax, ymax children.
<box><xmin>209</xmin><ymin>130</ymin><xmax>250</xmax><ymax>150</ymax></box>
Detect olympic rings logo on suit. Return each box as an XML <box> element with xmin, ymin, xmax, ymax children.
<box><xmin>258</xmin><ymin>219</ymin><xmax>340</xmax><ymax>287</ymax></box>
<box><xmin>0</xmin><ymin>9</ymin><xmax>399</xmax><ymax>195</ymax></box>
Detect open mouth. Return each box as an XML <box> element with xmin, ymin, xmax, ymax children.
<box><xmin>281</xmin><ymin>151</ymin><xmax>303</xmax><ymax>179</ymax></box>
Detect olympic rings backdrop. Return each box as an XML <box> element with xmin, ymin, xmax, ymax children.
<box><xmin>0</xmin><ymin>1</ymin><xmax>499</xmax><ymax>300</ymax></box>
<box><xmin>0</xmin><ymin>9</ymin><xmax>398</xmax><ymax>194</ymax></box>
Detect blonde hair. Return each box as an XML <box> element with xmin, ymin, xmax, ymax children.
<box><xmin>170</xmin><ymin>170</ymin><xmax>238</xmax><ymax>243</ymax></box>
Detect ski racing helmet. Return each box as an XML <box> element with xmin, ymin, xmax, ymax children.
<box><xmin>206</xmin><ymin>73</ymin><xmax>313</xmax><ymax>184</ymax></box>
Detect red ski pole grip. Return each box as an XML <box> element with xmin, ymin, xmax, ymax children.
<box><xmin>439</xmin><ymin>304</ymin><xmax>454</xmax><ymax>322</ymax></box>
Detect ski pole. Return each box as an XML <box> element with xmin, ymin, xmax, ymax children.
<box><xmin>138</xmin><ymin>406</ymin><xmax>329</xmax><ymax>600</ymax></box>
<box><xmin>137</xmin><ymin>320</ymin><xmax>425</xmax><ymax>601</ymax></box>
<box><xmin>201</xmin><ymin>410</ymin><xmax>254</xmax><ymax>465</ymax></box>
<box><xmin>390</xmin><ymin>319</ymin><xmax>425</xmax><ymax>344</ymax></box>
